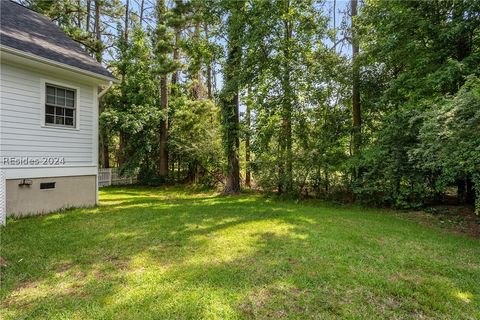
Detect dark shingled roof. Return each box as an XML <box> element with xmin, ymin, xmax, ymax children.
<box><xmin>0</xmin><ymin>1</ymin><xmax>114</xmax><ymax>80</ymax></box>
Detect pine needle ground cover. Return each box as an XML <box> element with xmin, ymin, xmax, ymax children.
<box><xmin>1</xmin><ymin>187</ymin><xmax>479</xmax><ymax>319</ymax></box>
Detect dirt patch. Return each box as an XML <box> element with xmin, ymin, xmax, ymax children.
<box><xmin>64</xmin><ymin>284</ymin><xmax>88</xmax><ymax>299</ymax></box>
<box><xmin>105</xmin><ymin>254</ymin><xmax>121</xmax><ymax>262</ymax></box>
<box><xmin>113</xmin><ymin>260</ymin><xmax>129</xmax><ymax>270</ymax></box>
<box><xmin>14</xmin><ymin>281</ymin><xmax>37</xmax><ymax>291</ymax></box>
<box><xmin>0</xmin><ymin>256</ymin><xmax>8</xmax><ymax>267</ymax></box>
<box><xmin>2</xmin><ymin>295</ymin><xmax>34</xmax><ymax>309</ymax></box>
<box><xmin>239</xmin><ymin>287</ymin><xmax>272</xmax><ymax>317</ymax></box>
<box><xmin>57</xmin><ymin>262</ymin><xmax>74</xmax><ymax>272</ymax></box>
<box><xmin>92</xmin><ymin>269</ymin><xmax>105</xmax><ymax>280</ymax></box>
<box><xmin>404</xmin><ymin>206</ymin><xmax>479</xmax><ymax>238</ymax></box>
<box><xmin>287</xmin><ymin>257</ymin><xmax>300</xmax><ymax>266</ymax></box>
<box><xmin>104</xmin><ymin>255</ymin><xmax>129</xmax><ymax>271</ymax></box>
<box><xmin>74</xmin><ymin>270</ymin><xmax>87</xmax><ymax>279</ymax></box>
<box><xmin>240</xmin><ymin>285</ymin><xmax>309</xmax><ymax>318</ymax></box>
<box><xmin>388</xmin><ymin>273</ymin><xmax>424</xmax><ymax>285</ymax></box>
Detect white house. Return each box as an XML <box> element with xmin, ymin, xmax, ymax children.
<box><xmin>0</xmin><ymin>1</ymin><xmax>116</xmax><ymax>220</ymax></box>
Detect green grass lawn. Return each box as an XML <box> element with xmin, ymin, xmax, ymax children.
<box><xmin>1</xmin><ymin>187</ymin><xmax>479</xmax><ymax>319</ymax></box>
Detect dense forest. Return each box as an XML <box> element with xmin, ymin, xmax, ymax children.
<box><xmin>20</xmin><ymin>0</ymin><xmax>480</xmax><ymax>213</ymax></box>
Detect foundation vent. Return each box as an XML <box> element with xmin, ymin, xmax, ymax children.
<box><xmin>40</xmin><ymin>182</ymin><xmax>56</xmax><ymax>190</ymax></box>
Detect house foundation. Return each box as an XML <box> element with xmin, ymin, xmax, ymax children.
<box><xmin>6</xmin><ymin>175</ymin><xmax>97</xmax><ymax>217</ymax></box>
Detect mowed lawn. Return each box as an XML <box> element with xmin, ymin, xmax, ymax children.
<box><xmin>1</xmin><ymin>187</ymin><xmax>479</xmax><ymax>319</ymax></box>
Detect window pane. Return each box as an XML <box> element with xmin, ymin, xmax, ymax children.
<box><xmin>66</xmin><ymin>90</ymin><xmax>74</xmax><ymax>99</ymax></box>
<box><xmin>55</xmin><ymin>107</ymin><xmax>64</xmax><ymax>116</ymax></box>
<box><xmin>65</xmin><ymin>117</ymin><xmax>74</xmax><ymax>126</ymax></box>
<box><xmin>56</xmin><ymin>89</ymin><xmax>65</xmax><ymax>106</ymax></box>
<box><xmin>56</xmin><ymin>96</ymin><xmax>65</xmax><ymax>106</ymax></box>
<box><xmin>47</xmin><ymin>86</ymin><xmax>55</xmax><ymax>95</ymax></box>
<box><xmin>66</xmin><ymin>98</ymin><xmax>74</xmax><ymax>107</ymax></box>
<box><xmin>45</xmin><ymin>115</ymin><xmax>54</xmax><ymax>124</ymax></box>
<box><xmin>55</xmin><ymin>116</ymin><xmax>64</xmax><ymax>125</ymax></box>
<box><xmin>47</xmin><ymin>95</ymin><xmax>55</xmax><ymax>104</ymax></box>
<box><xmin>65</xmin><ymin>108</ymin><xmax>74</xmax><ymax>117</ymax></box>
<box><xmin>46</xmin><ymin>105</ymin><xmax>55</xmax><ymax>115</ymax></box>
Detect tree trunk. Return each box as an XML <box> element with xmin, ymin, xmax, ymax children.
<box><xmin>139</xmin><ymin>0</ymin><xmax>145</xmax><ymax>25</ymax></box>
<box><xmin>213</xmin><ymin>62</ymin><xmax>217</xmax><ymax>96</ymax></box>
<box><xmin>159</xmin><ymin>74</ymin><xmax>169</xmax><ymax>179</ymax></box>
<box><xmin>94</xmin><ymin>0</ymin><xmax>102</xmax><ymax>61</ymax></box>
<box><xmin>204</xmin><ymin>23</ymin><xmax>213</xmax><ymax>99</ymax></box>
<box><xmin>458</xmin><ymin>178</ymin><xmax>467</xmax><ymax>204</ymax></box>
<box><xmin>221</xmin><ymin>2</ymin><xmax>243</xmax><ymax>194</ymax></box>
<box><xmin>466</xmin><ymin>177</ymin><xmax>474</xmax><ymax>205</ymax></box>
<box><xmin>156</xmin><ymin>0</ymin><xmax>169</xmax><ymax>180</ymax></box>
<box><xmin>177</xmin><ymin>159</ymin><xmax>181</xmax><ymax>182</ymax></box>
<box><xmin>457</xmin><ymin>177</ymin><xmax>475</xmax><ymax>205</ymax></box>
<box><xmin>100</xmin><ymin>134</ymin><xmax>110</xmax><ymax>168</ymax></box>
<box><xmin>187</xmin><ymin>161</ymin><xmax>197</xmax><ymax>183</ymax></box>
<box><xmin>170</xmin><ymin>155</ymin><xmax>175</xmax><ymax>183</ymax></box>
<box><xmin>171</xmin><ymin>26</ymin><xmax>180</xmax><ymax>88</ymax></box>
<box><xmin>124</xmin><ymin>0</ymin><xmax>129</xmax><ymax>42</ymax></box>
<box><xmin>94</xmin><ymin>0</ymin><xmax>110</xmax><ymax>169</ymax></box>
<box><xmin>224</xmin><ymin>91</ymin><xmax>240</xmax><ymax>192</ymax></box>
<box><xmin>171</xmin><ymin>0</ymin><xmax>182</xmax><ymax>90</ymax></box>
<box><xmin>324</xmin><ymin>166</ymin><xmax>329</xmax><ymax>192</ymax></box>
<box><xmin>279</xmin><ymin>0</ymin><xmax>293</xmax><ymax>194</ymax></box>
<box><xmin>118</xmin><ymin>132</ymin><xmax>128</xmax><ymax>167</ymax></box>
<box><xmin>245</xmin><ymin>91</ymin><xmax>251</xmax><ymax>188</ymax></box>
<box><xmin>76</xmin><ymin>0</ymin><xmax>82</xmax><ymax>28</ymax></box>
<box><xmin>86</xmin><ymin>0</ymin><xmax>91</xmax><ymax>33</ymax></box>
<box><xmin>333</xmin><ymin>0</ymin><xmax>336</xmax><ymax>52</ymax></box>
<box><xmin>351</xmin><ymin>0</ymin><xmax>361</xmax><ymax>157</ymax></box>
<box><xmin>192</xmin><ymin>22</ymin><xmax>203</xmax><ymax>100</ymax></box>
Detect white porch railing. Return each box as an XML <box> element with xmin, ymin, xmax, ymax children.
<box><xmin>98</xmin><ymin>168</ymin><xmax>136</xmax><ymax>187</ymax></box>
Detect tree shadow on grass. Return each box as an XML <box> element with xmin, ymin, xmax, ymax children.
<box><xmin>1</xmin><ymin>190</ymin><xmax>315</xmax><ymax>318</ymax></box>
<box><xmin>1</xmin><ymin>187</ymin><xmax>479</xmax><ymax>319</ymax></box>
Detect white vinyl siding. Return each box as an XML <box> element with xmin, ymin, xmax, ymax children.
<box><xmin>0</xmin><ymin>61</ymin><xmax>97</xmax><ymax>177</ymax></box>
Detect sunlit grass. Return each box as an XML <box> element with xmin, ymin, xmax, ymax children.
<box><xmin>1</xmin><ymin>186</ymin><xmax>479</xmax><ymax>319</ymax></box>
<box><xmin>455</xmin><ymin>291</ymin><xmax>473</xmax><ymax>303</ymax></box>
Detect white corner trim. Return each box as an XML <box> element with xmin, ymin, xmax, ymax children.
<box><xmin>92</xmin><ymin>86</ymin><xmax>99</xmax><ymax>166</ymax></box>
<box><xmin>93</xmin><ymin>86</ymin><xmax>99</xmax><ymax>205</ymax></box>
<box><xmin>0</xmin><ymin>170</ymin><xmax>6</xmax><ymax>226</ymax></box>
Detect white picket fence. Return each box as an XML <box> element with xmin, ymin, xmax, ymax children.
<box><xmin>98</xmin><ymin>168</ymin><xmax>136</xmax><ymax>187</ymax></box>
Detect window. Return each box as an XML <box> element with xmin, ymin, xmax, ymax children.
<box><xmin>45</xmin><ymin>84</ymin><xmax>76</xmax><ymax>127</ymax></box>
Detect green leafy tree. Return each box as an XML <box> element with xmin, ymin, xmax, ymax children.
<box><xmin>101</xmin><ymin>27</ymin><xmax>160</xmax><ymax>178</ymax></box>
<box><xmin>413</xmin><ymin>77</ymin><xmax>480</xmax><ymax>213</ymax></box>
<box><xmin>244</xmin><ymin>0</ymin><xmax>331</xmax><ymax>195</ymax></box>
<box><xmin>355</xmin><ymin>0</ymin><xmax>480</xmax><ymax>208</ymax></box>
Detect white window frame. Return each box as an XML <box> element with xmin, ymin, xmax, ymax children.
<box><xmin>40</xmin><ymin>79</ymin><xmax>80</xmax><ymax>130</ymax></box>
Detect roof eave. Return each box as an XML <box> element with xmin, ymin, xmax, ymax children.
<box><xmin>0</xmin><ymin>44</ymin><xmax>119</xmax><ymax>83</ymax></box>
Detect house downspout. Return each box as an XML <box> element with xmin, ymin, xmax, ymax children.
<box><xmin>98</xmin><ymin>81</ymin><xmax>113</xmax><ymax>99</ymax></box>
